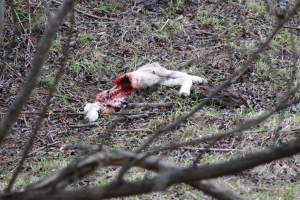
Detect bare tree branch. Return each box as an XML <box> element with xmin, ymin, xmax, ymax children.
<box><xmin>113</xmin><ymin>0</ymin><xmax>300</xmax><ymax>183</ymax></box>
<box><xmin>149</xmin><ymin>92</ymin><xmax>300</xmax><ymax>154</ymax></box>
<box><xmin>188</xmin><ymin>181</ymin><xmax>244</xmax><ymax>200</ymax></box>
<box><xmin>1</xmin><ymin>1</ymin><xmax>300</xmax><ymax>200</ymax></box>
<box><xmin>5</xmin><ymin>4</ymin><xmax>74</xmax><ymax>192</ymax></box>
<box><xmin>51</xmin><ymin>0</ymin><xmax>116</xmax><ymax>21</ymax></box>
<box><xmin>0</xmin><ymin>0</ymin><xmax>74</xmax><ymax>144</ymax></box>
<box><xmin>2</xmin><ymin>134</ymin><xmax>300</xmax><ymax>200</ymax></box>
<box><xmin>144</xmin><ymin>0</ymin><xmax>300</xmax><ymax>150</ymax></box>
<box><xmin>25</xmin><ymin>146</ymin><xmax>244</xmax><ymax>200</ymax></box>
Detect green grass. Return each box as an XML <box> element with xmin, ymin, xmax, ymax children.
<box><xmin>31</xmin><ymin>157</ymin><xmax>69</xmax><ymax>176</ymax></box>
<box><xmin>240</xmin><ymin>40</ymin><xmax>256</xmax><ymax>51</ymax></box>
<box><xmin>68</xmin><ymin>61</ymin><xmax>82</xmax><ymax>75</ymax></box>
<box><xmin>197</xmin><ymin>9</ymin><xmax>235</xmax><ymax>28</ymax></box>
<box><xmin>49</xmin><ymin>39</ymin><xmax>61</xmax><ymax>53</ymax></box>
<box><xmin>38</xmin><ymin>75</ymin><xmax>55</xmax><ymax>88</ymax></box>
<box><xmin>3</xmin><ymin>1</ymin><xmax>300</xmax><ymax>199</ymax></box>
<box><xmin>255</xmin><ymin>54</ymin><xmax>290</xmax><ymax>83</ymax></box>
<box><xmin>162</xmin><ymin>0</ymin><xmax>185</xmax><ymax>17</ymax></box>
<box><xmin>97</xmin><ymin>1</ymin><xmax>123</xmax><ymax>14</ymax></box>
<box><xmin>68</xmin><ymin>59</ymin><xmax>104</xmax><ymax>76</ymax></box>
<box><xmin>1</xmin><ymin>156</ymin><xmax>72</xmax><ymax>190</ymax></box>
<box><xmin>246</xmin><ymin>1</ymin><xmax>267</xmax><ymax>16</ymax></box>
<box><xmin>252</xmin><ymin>183</ymin><xmax>299</xmax><ymax>200</ymax></box>
<box><xmin>0</xmin><ymin>174</ymin><xmax>27</xmax><ymax>190</ymax></box>
<box><xmin>197</xmin><ymin>10</ymin><xmax>222</xmax><ymax>27</ymax></box>
<box><xmin>13</xmin><ymin>7</ymin><xmax>29</xmax><ymax>22</ymax></box>
<box><xmin>273</xmin><ymin>30</ymin><xmax>292</xmax><ymax>47</ymax></box>
<box><xmin>154</xmin><ymin>17</ymin><xmax>184</xmax><ymax>42</ymax></box>
<box><xmin>95</xmin><ymin>177</ymin><xmax>108</xmax><ymax>187</ymax></box>
<box><xmin>79</xmin><ymin>34</ymin><xmax>93</xmax><ymax>46</ymax></box>
<box><xmin>256</xmin><ymin>57</ymin><xmax>274</xmax><ymax>80</ymax></box>
<box><xmin>38</xmin><ymin>65</ymin><xmax>55</xmax><ymax>88</ymax></box>
<box><xmin>295</xmin><ymin>112</ymin><xmax>300</xmax><ymax>126</ymax></box>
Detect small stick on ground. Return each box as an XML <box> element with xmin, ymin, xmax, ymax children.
<box><xmin>51</xmin><ymin>0</ymin><xmax>116</xmax><ymax>21</ymax></box>
<box><xmin>126</xmin><ymin>102</ymin><xmax>173</xmax><ymax>109</ymax></box>
<box><xmin>69</xmin><ymin>122</ymin><xmax>98</xmax><ymax>128</ymax></box>
<box><xmin>180</xmin><ymin>147</ymin><xmax>242</xmax><ymax>152</ymax></box>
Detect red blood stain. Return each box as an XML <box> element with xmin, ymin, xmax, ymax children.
<box><xmin>95</xmin><ymin>75</ymin><xmax>136</xmax><ymax>113</ymax></box>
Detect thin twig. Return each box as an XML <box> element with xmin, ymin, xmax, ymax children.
<box><xmin>126</xmin><ymin>102</ymin><xmax>173</xmax><ymax>109</ymax></box>
<box><xmin>148</xmin><ymin>91</ymin><xmax>300</xmax><ymax>155</ymax></box>
<box><xmin>114</xmin><ymin>129</ymin><xmax>150</xmax><ymax>133</ymax></box>
<box><xmin>283</xmin><ymin>25</ymin><xmax>300</xmax><ymax>30</ymax></box>
<box><xmin>5</xmin><ymin>1</ymin><xmax>74</xmax><ymax>191</ymax></box>
<box><xmin>69</xmin><ymin>122</ymin><xmax>98</xmax><ymax>128</ymax></box>
<box><xmin>0</xmin><ymin>0</ymin><xmax>74</xmax><ymax>144</ymax></box>
<box><xmin>114</xmin><ymin>1</ymin><xmax>300</xmax><ymax>182</ymax></box>
<box><xmin>26</xmin><ymin>146</ymin><xmax>244</xmax><ymax>200</ymax></box>
<box><xmin>188</xmin><ymin>181</ymin><xmax>244</xmax><ymax>200</ymax></box>
<box><xmin>10</xmin><ymin>134</ymin><xmax>300</xmax><ymax>200</ymax></box>
<box><xmin>159</xmin><ymin>19</ymin><xmax>170</xmax><ymax>32</ymax></box>
<box><xmin>180</xmin><ymin>147</ymin><xmax>242</xmax><ymax>152</ymax></box>
<box><xmin>51</xmin><ymin>0</ymin><xmax>116</xmax><ymax>21</ymax></box>
<box><xmin>138</xmin><ymin>0</ymin><xmax>299</xmax><ymax>153</ymax></box>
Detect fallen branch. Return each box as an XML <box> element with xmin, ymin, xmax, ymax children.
<box><xmin>24</xmin><ymin>146</ymin><xmax>244</xmax><ymax>200</ymax></box>
<box><xmin>180</xmin><ymin>147</ymin><xmax>242</xmax><ymax>152</ymax></box>
<box><xmin>126</xmin><ymin>102</ymin><xmax>173</xmax><ymax>109</ymax></box>
<box><xmin>69</xmin><ymin>122</ymin><xmax>99</xmax><ymax>128</ymax></box>
<box><xmin>115</xmin><ymin>129</ymin><xmax>150</xmax><ymax>133</ymax></box>
<box><xmin>188</xmin><ymin>181</ymin><xmax>244</xmax><ymax>200</ymax></box>
<box><xmin>4</xmin><ymin>134</ymin><xmax>299</xmax><ymax>200</ymax></box>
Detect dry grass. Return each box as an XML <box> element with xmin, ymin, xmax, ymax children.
<box><xmin>1</xmin><ymin>0</ymin><xmax>300</xmax><ymax>199</ymax></box>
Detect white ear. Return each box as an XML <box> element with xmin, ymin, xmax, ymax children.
<box><xmin>84</xmin><ymin>102</ymin><xmax>101</xmax><ymax>122</ymax></box>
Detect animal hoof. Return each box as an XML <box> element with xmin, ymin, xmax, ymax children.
<box><xmin>197</xmin><ymin>77</ymin><xmax>208</xmax><ymax>84</ymax></box>
<box><xmin>192</xmin><ymin>76</ymin><xmax>208</xmax><ymax>84</ymax></box>
<box><xmin>179</xmin><ymin>91</ymin><xmax>190</xmax><ymax>97</ymax></box>
<box><xmin>121</xmin><ymin>102</ymin><xmax>128</xmax><ymax>108</ymax></box>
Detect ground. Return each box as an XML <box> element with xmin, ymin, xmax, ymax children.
<box><xmin>1</xmin><ymin>0</ymin><xmax>300</xmax><ymax>199</ymax></box>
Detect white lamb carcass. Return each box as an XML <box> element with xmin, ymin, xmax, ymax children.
<box><xmin>130</xmin><ymin>62</ymin><xmax>207</xmax><ymax>96</ymax></box>
<box><xmin>84</xmin><ymin>62</ymin><xmax>207</xmax><ymax>122</ymax></box>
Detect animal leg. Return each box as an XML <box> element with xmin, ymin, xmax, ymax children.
<box><xmin>190</xmin><ymin>75</ymin><xmax>208</xmax><ymax>84</ymax></box>
<box><xmin>179</xmin><ymin>78</ymin><xmax>193</xmax><ymax>97</ymax></box>
<box><xmin>161</xmin><ymin>78</ymin><xmax>193</xmax><ymax>97</ymax></box>
<box><xmin>160</xmin><ymin>78</ymin><xmax>183</xmax><ymax>86</ymax></box>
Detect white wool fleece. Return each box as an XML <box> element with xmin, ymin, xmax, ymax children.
<box><xmin>132</xmin><ymin>62</ymin><xmax>207</xmax><ymax>96</ymax></box>
<box><xmin>83</xmin><ymin>63</ymin><xmax>208</xmax><ymax>122</ymax></box>
<box><xmin>84</xmin><ymin>102</ymin><xmax>101</xmax><ymax>122</ymax></box>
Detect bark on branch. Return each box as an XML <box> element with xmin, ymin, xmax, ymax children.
<box><xmin>12</xmin><ymin>146</ymin><xmax>244</xmax><ymax>200</ymax></box>
<box><xmin>0</xmin><ymin>0</ymin><xmax>74</xmax><ymax>144</ymax></box>
<box><xmin>1</xmin><ymin>135</ymin><xmax>300</xmax><ymax>200</ymax></box>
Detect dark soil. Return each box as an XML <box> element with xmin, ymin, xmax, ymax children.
<box><xmin>1</xmin><ymin>0</ymin><xmax>300</xmax><ymax>198</ymax></box>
